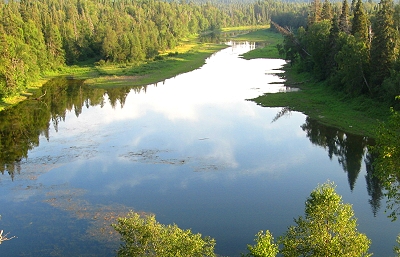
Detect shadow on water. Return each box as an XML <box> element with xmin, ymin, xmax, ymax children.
<box><xmin>0</xmin><ymin>78</ymin><xmax>392</xmax><ymax>221</ymax></box>
<box><xmin>272</xmin><ymin>107</ymin><xmax>386</xmax><ymax>218</ymax></box>
<box><xmin>0</xmin><ymin>77</ymin><xmax>146</xmax><ymax>179</ymax></box>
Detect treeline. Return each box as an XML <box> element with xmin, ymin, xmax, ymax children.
<box><xmin>275</xmin><ymin>0</ymin><xmax>400</xmax><ymax>105</ymax></box>
<box><xmin>0</xmin><ymin>0</ymin><xmax>296</xmax><ymax>99</ymax></box>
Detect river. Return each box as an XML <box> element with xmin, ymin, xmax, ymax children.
<box><xmin>0</xmin><ymin>42</ymin><xmax>398</xmax><ymax>256</ymax></box>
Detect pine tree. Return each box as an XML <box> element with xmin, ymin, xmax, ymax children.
<box><xmin>308</xmin><ymin>0</ymin><xmax>322</xmax><ymax>26</ymax></box>
<box><xmin>339</xmin><ymin>0</ymin><xmax>350</xmax><ymax>33</ymax></box>
<box><xmin>351</xmin><ymin>0</ymin><xmax>369</xmax><ymax>43</ymax></box>
<box><xmin>321</xmin><ymin>0</ymin><xmax>333</xmax><ymax>21</ymax></box>
<box><xmin>370</xmin><ymin>0</ymin><xmax>396</xmax><ymax>88</ymax></box>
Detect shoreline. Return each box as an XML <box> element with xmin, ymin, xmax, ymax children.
<box><xmin>249</xmin><ymin>64</ymin><xmax>389</xmax><ymax>138</ymax></box>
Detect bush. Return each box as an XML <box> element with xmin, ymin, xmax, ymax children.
<box><xmin>279</xmin><ymin>182</ymin><xmax>371</xmax><ymax>257</ymax></box>
<box><xmin>112</xmin><ymin>212</ymin><xmax>216</xmax><ymax>257</ymax></box>
<box><xmin>245</xmin><ymin>182</ymin><xmax>371</xmax><ymax>257</ymax></box>
<box><xmin>243</xmin><ymin>230</ymin><xmax>278</xmax><ymax>257</ymax></box>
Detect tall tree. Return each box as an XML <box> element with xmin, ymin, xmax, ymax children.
<box><xmin>339</xmin><ymin>0</ymin><xmax>350</xmax><ymax>33</ymax></box>
<box><xmin>370</xmin><ymin>0</ymin><xmax>397</xmax><ymax>88</ymax></box>
<box><xmin>351</xmin><ymin>0</ymin><xmax>369</xmax><ymax>43</ymax></box>
<box><xmin>321</xmin><ymin>0</ymin><xmax>333</xmax><ymax>21</ymax></box>
<box><xmin>308</xmin><ymin>0</ymin><xmax>322</xmax><ymax>25</ymax></box>
<box><xmin>280</xmin><ymin>182</ymin><xmax>372</xmax><ymax>257</ymax></box>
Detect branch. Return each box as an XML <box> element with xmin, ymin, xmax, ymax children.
<box><xmin>33</xmin><ymin>90</ymin><xmax>47</xmax><ymax>101</ymax></box>
<box><xmin>0</xmin><ymin>230</ymin><xmax>16</xmax><ymax>244</ymax></box>
<box><xmin>270</xmin><ymin>21</ymin><xmax>311</xmax><ymax>57</ymax></box>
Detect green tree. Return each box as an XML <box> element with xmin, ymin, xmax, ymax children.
<box><xmin>321</xmin><ymin>0</ymin><xmax>333</xmax><ymax>21</ymax></box>
<box><xmin>339</xmin><ymin>0</ymin><xmax>350</xmax><ymax>33</ymax></box>
<box><xmin>305</xmin><ymin>20</ymin><xmax>332</xmax><ymax>79</ymax></box>
<box><xmin>279</xmin><ymin>182</ymin><xmax>372</xmax><ymax>257</ymax></box>
<box><xmin>112</xmin><ymin>212</ymin><xmax>216</xmax><ymax>257</ymax></box>
<box><xmin>372</xmin><ymin>102</ymin><xmax>400</xmax><ymax>220</ymax></box>
<box><xmin>351</xmin><ymin>0</ymin><xmax>369</xmax><ymax>42</ymax></box>
<box><xmin>335</xmin><ymin>33</ymin><xmax>371</xmax><ymax>95</ymax></box>
<box><xmin>308</xmin><ymin>0</ymin><xmax>322</xmax><ymax>25</ymax></box>
<box><xmin>370</xmin><ymin>0</ymin><xmax>397</xmax><ymax>88</ymax></box>
<box><xmin>243</xmin><ymin>230</ymin><xmax>278</xmax><ymax>257</ymax></box>
<box><xmin>395</xmin><ymin>234</ymin><xmax>400</xmax><ymax>256</ymax></box>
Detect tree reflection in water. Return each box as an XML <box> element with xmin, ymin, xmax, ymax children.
<box><xmin>0</xmin><ymin>77</ymin><xmax>145</xmax><ymax>179</ymax></box>
<box><xmin>272</xmin><ymin>108</ymin><xmax>385</xmax><ymax>218</ymax></box>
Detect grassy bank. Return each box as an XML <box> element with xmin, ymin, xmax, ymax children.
<box><xmin>84</xmin><ymin>43</ymin><xmax>227</xmax><ymax>88</ymax></box>
<box><xmin>233</xmin><ymin>28</ymin><xmax>389</xmax><ymax>138</ymax></box>
<box><xmin>0</xmin><ymin>29</ymin><xmax>252</xmax><ymax>111</ymax></box>
<box><xmin>250</xmin><ymin>65</ymin><xmax>390</xmax><ymax>138</ymax></box>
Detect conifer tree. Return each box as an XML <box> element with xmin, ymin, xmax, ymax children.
<box><xmin>339</xmin><ymin>0</ymin><xmax>350</xmax><ymax>33</ymax></box>
<box><xmin>321</xmin><ymin>0</ymin><xmax>333</xmax><ymax>21</ymax></box>
<box><xmin>370</xmin><ymin>0</ymin><xmax>396</xmax><ymax>88</ymax></box>
<box><xmin>352</xmin><ymin>0</ymin><xmax>369</xmax><ymax>43</ymax></box>
<box><xmin>308</xmin><ymin>0</ymin><xmax>322</xmax><ymax>26</ymax></box>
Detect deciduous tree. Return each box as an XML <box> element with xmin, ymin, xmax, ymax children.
<box><xmin>279</xmin><ymin>182</ymin><xmax>372</xmax><ymax>257</ymax></box>
<box><xmin>112</xmin><ymin>212</ymin><xmax>216</xmax><ymax>257</ymax></box>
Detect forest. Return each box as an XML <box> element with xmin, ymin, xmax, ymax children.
<box><xmin>1</xmin><ymin>0</ymin><xmax>400</xmax><ymax>255</ymax></box>
<box><xmin>0</xmin><ymin>0</ymin><xmax>308</xmax><ymax>99</ymax></box>
<box><xmin>275</xmin><ymin>0</ymin><xmax>400</xmax><ymax>106</ymax></box>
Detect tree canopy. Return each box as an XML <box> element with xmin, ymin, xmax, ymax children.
<box><xmin>0</xmin><ymin>0</ymin><xmax>296</xmax><ymax>98</ymax></box>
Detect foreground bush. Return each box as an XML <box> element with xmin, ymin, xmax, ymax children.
<box><xmin>114</xmin><ymin>182</ymin><xmax>373</xmax><ymax>257</ymax></box>
<box><xmin>245</xmin><ymin>182</ymin><xmax>372</xmax><ymax>257</ymax></box>
<box><xmin>112</xmin><ymin>212</ymin><xmax>216</xmax><ymax>257</ymax></box>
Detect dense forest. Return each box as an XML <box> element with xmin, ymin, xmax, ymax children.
<box><xmin>0</xmin><ymin>0</ymin><xmax>308</xmax><ymax>98</ymax></box>
<box><xmin>275</xmin><ymin>0</ymin><xmax>400</xmax><ymax>105</ymax></box>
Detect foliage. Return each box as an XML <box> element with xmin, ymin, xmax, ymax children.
<box><xmin>250</xmin><ymin>64</ymin><xmax>389</xmax><ymax>138</ymax></box>
<box><xmin>2</xmin><ymin>0</ymin><xmax>299</xmax><ymax>99</ymax></box>
<box><xmin>334</xmin><ymin>33</ymin><xmax>370</xmax><ymax>95</ymax></box>
<box><xmin>304</xmin><ymin>20</ymin><xmax>332</xmax><ymax>79</ymax></box>
<box><xmin>112</xmin><ymin>212</ymin><xmax>216</xmax><ymax>257</ymax></box>
<box><xmin>243</xmin><ymin>182</ymin><xmax>372</xmax><ymax>257</ymax></box>
<box><xmin>275</xmin><ymin>0</ymin><xmax>400</xmax><ymax>101</ymax></box>
<box><xmin>371</xmin><ymin>102</ymin><xmax>400</xmax><ymax>220</ymax></box>
<box><xmin>279</xmin><ymin>182</ymin><xmax>372</xmax><ymax>257</ymax></box>
<box><xmin>370</xmin><ymin>0</ymin><xmax>397</xmax><ymax>88</ymax></box>
<box><xmin>243</xmin><ymin>230</ymin><xmax>279</xmax><ymax>257</ymax></box>
<box><xmin>395</xmin><ymin>234</ymin><xmax>400</xmax><ymax>256</ymax></box>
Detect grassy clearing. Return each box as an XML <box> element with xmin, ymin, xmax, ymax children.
<box><xmin>250</xmin><ymin>65</ymin><xmax>390</xmax><ymax>138</ymax></box>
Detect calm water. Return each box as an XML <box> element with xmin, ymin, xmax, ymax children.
<box><xmin>0</xmin><ymin>42</ymin><xmax>398</xmax><ymax>257</ymax></box>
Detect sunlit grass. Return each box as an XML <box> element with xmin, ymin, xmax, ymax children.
<box><xmin>85</xmin><ymin>43</ymin><xmax>227</xmax><ymax>88</ymax></box>
<box><xmin>0</xmin><ymin>27</ymin><xmax>268</xmax><ymax>110</ymax></box>
<box><xmin>221</xmin><ymin>24</ymin><xmax>270</xmax><ymax>32</ymax></box>
<box><xmin>250</xmin><ymin>65</ymin><xmax>389</xmax><ymax>137</ymax></box>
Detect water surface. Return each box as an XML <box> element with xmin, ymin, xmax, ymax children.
<box><xmin>0</xmin><ymin>42</ymin><xmax>398</xmax><ymax>257</ymax></box>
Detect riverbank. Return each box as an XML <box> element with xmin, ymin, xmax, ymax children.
<box><xmin>1</xmin><ymin>26</ymin><xmax>273</xmax><ymax>112</ymax></box>
<box><xmin>249</xmin><ymin>65</ymin><xmax>390</xmax><ymax>138</ymax></box>
<box><xmin>1</xmin><ymin>25</ymin><xmax>389</xmax><ymax>139</ymax></box>
<box><xmin>238</xmin><ymin>30</ymin><xmax>390</xmax><ymax>138</ymax></box>
<box><xmin>0</xmin><ymin>42</ymin><xmax>226</xmax><ymax>111</ymax></box>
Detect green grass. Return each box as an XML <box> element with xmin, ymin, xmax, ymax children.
<box><xmin>220</xmin><ymin>25</ymin><xmax>270</xmax><ymax>33</ymax></box>
<box><xmin>250</xmin><ymin>65</ymin><xmax>390</xmax><ymax>138</ymax></box>
<box><xmin>84</xmin><ymin>43</ymin><xmax>227</xmax><ymax>88</ymax></box>
<box><xmin>238</xmin><ymin>28</ymin><xmax>283</xmax><ymax>59</ymax></box>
